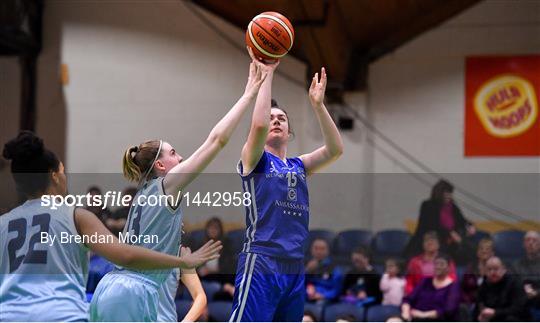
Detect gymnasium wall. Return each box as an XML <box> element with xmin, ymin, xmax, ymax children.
<box><xmin>367</xmin><ymin>0</ymin><xmax>540</xmax><ymax>230</ymax></box>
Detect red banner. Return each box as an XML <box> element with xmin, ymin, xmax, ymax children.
<box><xmin>465</xmin><ymin>55</ymin><xmax>540</xmax><ymax>156</ymax></box>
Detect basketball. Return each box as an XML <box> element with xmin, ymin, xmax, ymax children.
<box><xmin>245</xmin><ymin>11</ymin><xmax>294</xmax><ymax>63</ymax></box>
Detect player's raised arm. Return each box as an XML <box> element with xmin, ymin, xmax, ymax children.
<box><xmin>300</xmin><ymin>67</ymin><xmax>344</xmax><ymax>174</ymax></box>
<box><xmin>74</xmin><ymin>208</ymin><xmax>222</xmax><ymax>270</ymax></box>
<box><xmin>240</xmin><ymin>48</ymin><xmax>280</xmax><ymax>175</ymax></box>
<box><xmin>162</xmin><ymin>62</ymin><xmax>266</xmax><ymax>196</ymax></box>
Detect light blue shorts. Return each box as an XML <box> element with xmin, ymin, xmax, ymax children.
<box><xmin>89</xmin><ymin>271</ymin><xmax>159</xmax><ymax>322</ymax></box>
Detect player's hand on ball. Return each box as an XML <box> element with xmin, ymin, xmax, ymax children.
<box><xmin>309</xmin><ymin>67</ymin><xmax>327</xmax><ymax>107</ymax></box>
<box><xmin>243</xmin><ymin>60</ymin><xmax>267</xmax><ymax>99</ymax></box>
<box><xmin>180</xmin><ymin>240</ymin><xmax>222</xmax><ymax>269</ymax></box>
<box><xmin>247</xmin><ymin>46</ymin><xmax>279</xmax><ymax>72</ymax></box>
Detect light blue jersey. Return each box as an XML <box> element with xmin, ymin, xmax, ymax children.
<box><xmin>114</xmin><ymin>177</ymin><xmax>183</xmax><ymax>284</ymax></box>
<box><xmin>157</xmin><ymin>269</ymin><xmax>180</xmax><ymax>322</ymax></box>
<box><xmin>0</xmin><ymin>199</ymin><xmax>88</xmax><ymax>322</ymax></box>
<box><xmin>90</xmin><ymin>177</ymin><xmax>182</xmax><ymax>321</ymax></box>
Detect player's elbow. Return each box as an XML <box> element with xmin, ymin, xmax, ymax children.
<box><xmin>327</xmin><ymin>145</ymin><xmax>343</xmax><ymax>160</ymax></box>
<box><xmin>209</xmin><ymin>133</ymin><xmax>229</xmax><ymax>149</ymax></box>
<box><xmin>115</xmin><ymin>248</ymin><xmax>137</xmax><ymax>267</ymax></box>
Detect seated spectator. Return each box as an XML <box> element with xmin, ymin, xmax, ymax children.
<box><xmin>401</xmin><ymin>254</ymin><xmax>460</xmax><ymax>321</ymax></box>
<box><xmin>512</xmin><ymin>231</ymin><xmax>540</xmax><ymax>317</ymax></box>
<box><xmin>405</xmin><ymin>231</ymin><xmax>457</xmax><ymax>295</ymax></box>
<box><xmin>461</xmin><ymin>238</ymin><xmax>494</xmax><ymax>305</ymax></box>
<box><xmin>476</xmin><ymin>256</ymin><xmax>530</xmax><ymax>321</ymax></box>
<box><xmin>302</xmin><ymin>310</ymin><xmax>317</xmax><ymax>322</ymax></box>
<box><xmin>405</xmin><ymin>180</ymin><xmax>476</xmax><ymax>264</ymax></box>
<box><xmin>342</xmin><ymin>247</ymin><xmax>382</xmax><ymax>304</ymax></box>
<box><xmin>305</xmin><ymin>238</ymin><xmax>344</xmax><ymax>303</ymax></box>
<box><xmin>106</xmin><ymin>186</ymin><xmax>137</xmax><ymax>236</ymax></box>
<box><xmin>380</xmin><ymin>258</ymin><xmax>406</xmax><ymax>306</ymax></box>
<box><xmin>192</xmin><ymin>218</ymin><xmax>235</xmax><ymax>287</ymax></box>
<box><xmin>84</xmin><ymin>186</ymin><xmax>112</xmax><ymax>223</ymax></box>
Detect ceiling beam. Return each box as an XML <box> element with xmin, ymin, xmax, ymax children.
<box><xmin>345</xmin><ymin>0</ymin><xmax>484</xmax><ymax>90</ymax></box>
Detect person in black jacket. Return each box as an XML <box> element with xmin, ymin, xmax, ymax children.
<box><xmin>476</xmin><ymin>256</ymin><xmax>530</xmax><ymax>321</ymax></box>
<box><xmin>341</xmin><ymin>247</ymin><xmax>382</xmax><ymax>304</ymax></box>
<box><xmin>405</xmin><ymin>180</ymin><xmax>476</xmax><ymax>264</ymax></box>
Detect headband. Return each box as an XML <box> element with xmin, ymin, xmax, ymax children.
<box><xmin>141</xmin><ymin>139</ymin><xmax>163</xmax><ymax>184</ymax></box>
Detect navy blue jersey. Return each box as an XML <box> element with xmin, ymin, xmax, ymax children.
<box><xmin>237</xmin><ymin>151</ymin><xmax>309</xmax><ymax>259</ymax></box>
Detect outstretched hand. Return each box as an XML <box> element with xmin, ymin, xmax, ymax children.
<box><xmin>180</xmin><ymin>240</ymin><xmax>222</xmax><ymax>269</ymax></box>
<box><xmin>309</xmin><ymin>67</ymin><xmax>327</xmax><ymax>107</ymax></box>
<box><xmin>244</xmin><ymin>61</ymin><xmax>267</xmax><ymax>99</ymax></box>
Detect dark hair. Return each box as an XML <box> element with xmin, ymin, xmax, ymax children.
<box><xmin>271</xmin><ymin>99</ymin><xmax>295</xmax><ymax>139</ymax></box>
<box><xmin>336</xmin><ymin>314</ymin><xmax>357</xmax><ymax>322</ymax></box>
<box><xmin>303</xmin><ymin>310</ymin><xmax>317</xmax><ymax>322</ymax></box>
<box><xmin>87</xmin><ymin>186</ymin><xmax>102</xmax><ymax>195</ymax></box>
<box><xmin>2</xmin><ymin>131</ymin><xmax>60</xmax><ymax>197</ymax></box>
<box><xmin>205</xmin><ymin>217</ymin><xmax>224</xmax><ymax>241</ymax></box>
<box><xmin>352</xmin><ymin>246</ymin><xmax>370</xmax><ymax>259</ymax></box>
<box><xmin>423</xmin><ymin>230</ymin><xmax>439</xmax><ymax>242</ymax></box>
<box><xmin>434</xmin><ymin>253</ymin><xmax>451</xmax><ymax>264</ymax></box>
<box><xmin>430</xmin><ymin>179</ymin><xmax>454</xmax><ymax>203</ymax></box>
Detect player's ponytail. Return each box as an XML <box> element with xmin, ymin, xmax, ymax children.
<box><xmin>122</xmin><ymin>140</ymin><xmax>162</xmax><ymax>182</ymax></box>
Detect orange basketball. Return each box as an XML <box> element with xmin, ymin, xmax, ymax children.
<box><xmin>246</xmin><ymin>11</ymin><xmax>294</xmax><ymax>63</ymax></box>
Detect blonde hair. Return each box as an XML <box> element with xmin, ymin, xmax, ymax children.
<box><xmin>122</xmin><ymin>140</ymin><xmax>161</xmax><ymax>182</ymax></box>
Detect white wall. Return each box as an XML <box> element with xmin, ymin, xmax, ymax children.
<box><xmin>367</xmin><ymin>0</ymin><xmax>540</xmax><ymax>229</ymax></box>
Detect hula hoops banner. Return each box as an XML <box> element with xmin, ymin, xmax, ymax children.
<box><xmin>465</xmin><ymin>55</ymin><xmax>540</xmax><ymax>156</ymax></box>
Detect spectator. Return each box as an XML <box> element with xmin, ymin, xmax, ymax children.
<box><xmin>106</xmin><ymin>186</ymin><xmax>137</xmax><ymax>236</ymax></box>
<box><xmin>401</xmin><ymin>254</ymin><xmax>461</xmax><ymax>321</ymax></box>
<box><xmin>342</xmin><ymin>247</ymin><xmax>382</xmax><ymax>304</ymax></box>
<box><xmin>512</xmin><ymin>231</ymin><xmax>540</xmax><ymax>318</ymax></box>
<box><xmin>461</xmin><ymin>238</ymin><xmax>494</xmax><ymax>305</ymax></box>
<box><xmin>405</xmin><ymin>180</ymin><xmax>476</xmax><ymax>264</ymax></box>
<box><xmin>192</xmin><ymin>218</ymin><xmax>235</xmax><ymax>287</ymax></box>
<box><xmin>476</xmin><ymin>256</ymin><xmax>530</xmax><ymax>321</ymax></box>
<box><xmin>380</xmin><ymin>258</ymin><xmax>406</xmax><ymax>306</ymax></box>
<box><xmin>302</xmin><ymin>310</ymin><xmax>317</xmax><ymax>322</ymax></box>
<box><xmin>305</xmin><ymin>238</ymin><xmax>344</xmax><ymax>303</ymax></box>
<box><xmin>84</xmin><ymin>186</ymin><xmax>112</xmax><ymax>223</ymax></box>
<box><xmin>405</xmin><ymin>231</ymin><xmax>457</xmax><ymax>295</ymax></box>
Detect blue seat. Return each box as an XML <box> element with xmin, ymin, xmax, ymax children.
<box><xmin>208</xmin><ymin>301</ymin><xmax>233</xmax><ymax>321</ymax></box>
<box><xmin>303</xmin><ymin>302</ymin><xmax>324</xmax><ymax>321</ymax></box>
<box><xmin>366</xmin><ymin>305</ymin><xmax>401</xmax><ymax>322</ymax></box>
<box><xmin>471</xmin><ymin>230</ymin><xmax>491</xmax><ymax>245</ymax></box>
<box><xmin>493</xmin><ymin>230</ymin><xmax>525</xmax><ymax>261</ymax></box>
<box><xmin>371</xmin><ymin>230</ymin><xmax>411</xmax><ymax>262</ymax></box>
<box><xmin>334</xmin><ymin>229</ymin><xmax>373</xmax><ymax>257</ymax></box>
<box><xmin>182</xmin><ymin>280</ymin><xmax>222</xmax><ymax>301</ymax></box>
<box><xmin>227</xmin><ymin>229</ymin><xmax>246</xmax><ymax>254</ymax></box>
<box><xmin>324</xmin><ymin>303</ymin><xmax>365</xmax><ymax>322</ymax></box>
<box><xmin>175</xmin><ymin>299</ymin><xmax>193</xmax><ymax>320</ymax></box>
<box><xmin>304</xmin><ymin>229</ymin><xmax>336</xmax><ymax>255</ymax></box>
<box><xmin>202</xmin><ymin>281</ymin><xmax>222</xmax><ymax>301</ymax></box>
